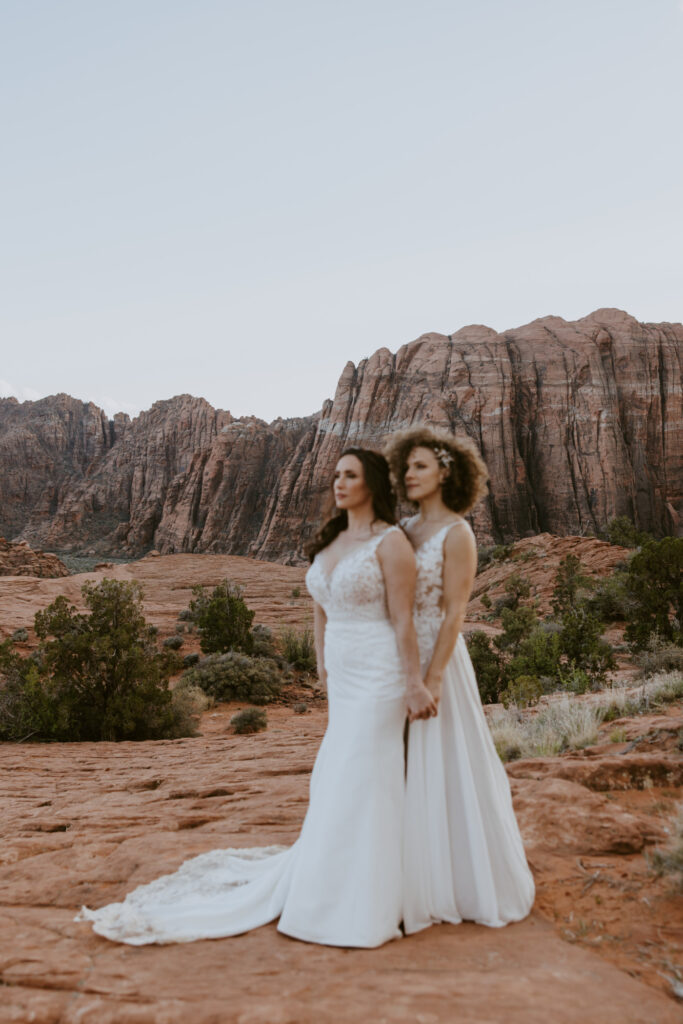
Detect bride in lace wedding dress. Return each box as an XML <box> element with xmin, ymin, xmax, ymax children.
<box><xmin>76</xmin><ymin>448</ymin><xmax>435</xmax><ymax>947</ymax></box>
<box><xmin>385</xmin><ymin>426</ymin><xmax>535</xmax><ymax>932</ymax></box>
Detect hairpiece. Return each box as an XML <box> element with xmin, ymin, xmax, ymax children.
<box><xmin>432</xmin><ymin>445</ymin><xmax>454</xmax><ymax>469</ymax></box>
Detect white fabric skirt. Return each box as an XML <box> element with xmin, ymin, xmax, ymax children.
<box><xmin>403</xmin><ymin>633</ymin><xmax>535</xmax><ymax>933</ymax></box>
<box><xmin>77</xmin><ymin>617</ymin><xmax>407</xmax><ymax>948</ymax></box>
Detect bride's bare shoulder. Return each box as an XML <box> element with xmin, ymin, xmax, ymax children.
<box><xmin>376</xmin><ymin>525</ymin><xmax>415</xmax><ymax>564</ymax></box>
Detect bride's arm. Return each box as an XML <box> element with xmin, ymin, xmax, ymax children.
<box><xmin>378</xmin><ymin>531</ymin><xmax>436</xmax><ymax>721</ymax></box>
<box><xmin>313</xmin><ymin>601</ymin><xmax>328</xmax><ymax>692</ymax></box>
<box><xmin>424</xmin><ymin>524</ymin><xmax>477</xmax><ymax>703</ymax></box>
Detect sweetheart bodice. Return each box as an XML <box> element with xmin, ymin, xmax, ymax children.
<box><xmin>306</xmin><ymin>526</ymin><xmax>400</xmax><ymax>623</ymax></box>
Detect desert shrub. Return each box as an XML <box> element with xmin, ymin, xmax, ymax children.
<box><xmin>11</xmin><ymin>628</ymin><xmax>28</xmax><ymax>643</ymax></box>
<box><xmin>163</xmin><ymin>635</ymin><xmax>184</xmax><ymax>650</ymax></box>
<box><xmin>489</xmin><ymin>698</ymin><xmax>604</xmax><ymax>762</ymax></box>
<box><xmin>605</xmin><ymin>516</ymin><xmax>652</xmax><ymax>549</ymax></box>
<box><xmin>634</xmin><ymin>634</ymin><xmax>683</xmax><ymax>677</ymax></box>
<box><xmin>293</xmin><ymin>702</ymin><xmax>308</xmax><ymax>714</ymax></box>
<box><xmin>556</xmin><ymin>605</ymin><xmax>615</xmax><ymax>685</ymax></box>
<box><xmin>181</xmin><ymin>652</ymin><xmax>284</xmax><ymax>705</ymax></box>
<box><xmin>466</xmin><ymin>631</ymin><xmax>503</xmax><ymax>704</ymax></box>
<box><xmin>623</xmin><ymin>538</ymin><xmax>683</xmax><ymax>650</ymax></box>
<box><xmin>231</xmin><ymin>707</ymin><xmax>267</xmax><ymax>734</ymax></box>
<box><xmin>183</xmin><ymin>652</ymin><xmax>200</xmax><ymax>668</ymax></box>
<box><xmin>0</xmin><ymin>580</ymin><xmax>186</xmax><ymax>742</ymax></box>
<box><xmin>555</xmin><ymin>663</ymin><xmax>592</xmax><ymax>695</ymax></box>
<box><xmin>478</xmin><ymin>544</ymin><xmax>513</xmax><ymax>572</ymax></box>
<box><xmin>480</xmin><ymin>593</ymin><xmax>492</xmax><ymax>610</ymax></box>
<box><xmin>170</xmin><ymin>680</ymin><xmax>211</xmax><ymax>735</ymax></box>
<box><xmin>648</xmin><ymin>805</ymin><xmax>683</xmax><ymax>890</ymax></box>
<box><xmin>551</xmin><ymin>555</ymin><xmax>594</xmax><ymax>617</ymax></box>
<box><xmin>291</xmin><ymin>587</ymin><xmax>301</xmax><ymax>598</ymax></box>
<box><xmin>280</xmin><ymin>627</ymin><xmax>316</xmax><ymax>672</ymax></box>
<box><xmin>588</xmin><ymin>571</ymin><xmax>633</xmax><ymax>622</ymax></box>
<box><xmin>251</xmin><ymin>624</ymin><xmax>277</xmax><ymax>659</ymax></box>
<box><xmin>495</xmin><ymin>604</ymin><xmax>539</xmax><ymax>653</ymax></box>
<box><xmin>506</xmin><ymin>625</ymin><xmax>563</xmax><ymax>684</ymax></box>
<box><xmin>500</xmin><ymin>675</ymin><xmax>544</xmax><ymax>709</ymax></box>
<box><xmin>177</xmin><ymin>608</ymin><xmax>193</xmax><ymax>621</ymax></box>
<box><xmin>188</xmin><ymin>580</ymin><xmax>255</xmax><ymax>655</ymax></box>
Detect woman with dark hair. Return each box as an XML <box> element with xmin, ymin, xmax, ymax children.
<box><xmin>384</xmin><ymin>425</ymin><xmax>535</xmax><ymax>934</ymax></box>
<box><xmin>77</xmin><ymin>448</ymin><xmax>435</xmax><ymax>948</ymax></box>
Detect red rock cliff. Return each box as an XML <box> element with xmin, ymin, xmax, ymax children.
<box><xmin>1</xmin><ymin>309</ymin><xmax>680</xmax><ymax>562</ymax></box>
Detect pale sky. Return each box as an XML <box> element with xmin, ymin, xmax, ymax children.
<box><xmin>1</xmin><ymin>0</ymin><xmax>682</xmax><ymax>422</ymax></box>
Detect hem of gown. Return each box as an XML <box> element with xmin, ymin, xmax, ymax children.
<box><xmin>403</xmin><ymin>911</ymin><xmax>533</xmax><ymax>934</ymax></box>
<box><xmin>277</xmin><ymin>920</ymin><xmax>402</xmax><ymax>949</ymax></box>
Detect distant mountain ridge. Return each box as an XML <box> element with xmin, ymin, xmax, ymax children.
<box><xmin>1</xmin><ymin>308</ymin><xmax>680</xmax><ymax>563</ymax></box>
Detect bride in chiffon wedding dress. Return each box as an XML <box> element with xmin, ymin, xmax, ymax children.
<box><xmin>386</xmin><ymin>427</ymin><xmax>535</xmax><ymax>933</ymax></box>
<box><xmin>77</xmin><ymin>448</ymin><xmax>435</xmax><ymax>947</ymax></box>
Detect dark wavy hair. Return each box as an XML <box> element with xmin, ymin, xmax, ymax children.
<box><xmin>308</xmin><ymin>448</ymin><xmax>397</xmax><ymax>561</ymax></box>
<box><xmin>384</xmin><ymin>425</ymin><xmax>489</xmax><ymax>514</ymax></box>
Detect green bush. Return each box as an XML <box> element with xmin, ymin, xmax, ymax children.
<box><xmin>605</xmin><ymin>516</ymin><xmax>653</xmax><ymax>549</ymax></box>
<box><xmin>163</xmin><ymin>635</ymin><xmax>184</xmax><ymax>650</ymax></box>
<box><xmin>466</xmin><ymin>631</ymin><xmax>504</xmax><ymax>704</ymax></box>
<box><xmin>495</xmin><ymin>604</ymin><xmax>539</xmax><ymax>652</ymax></box>
<box><xmin>551</xmin><ymin>554</ymin><xmax>593</xmax><ymax>618</ymax></box>
<box><xmin>480</xmin><ymin>593</ymin><xmax>492</xmax><ymax>610</ymax></box>
<box><xmin>231</xmin><ymin>707</ymin><xmax>267</xmax><ymax>734</ymax></box>
<box><xmin>11</xmin><ymin>628</ymin><xmax>28</xmax><ymax>643</ymax></box>
<box><xmin>505</xmin><ymin>625</ymin><xmax>563</xmax><ymax>684</ymax></box>
<box><xmin>183</xmin><ymin>652</ymin><xmax>200</xmax><ymax>668</ymax></box>
<box><xmin>477</xmin><ymin>544</ymin><xmax>513</xmax><ymax>572</ymax></box>
<box><xmin>0</xmin><ymin>579</ymin><xmax>186</xmax><ymax>742</ymax></box>
<box><xmin>181</xmin><ymin>651</ymin><xmax>284</xmax><ymax>705</ymax></box>
<box><xmin>500</xmin><ymin>675</ymin><xmax>544</xmax><ymax>709</ymax></box>
<box><xmin>634</xmin><ymin>634</ymin><xmax>683</xmax><ymax>677</ymax></box>
<box><xmin>251</xmin><ymin>624</ymin><xmax>277</xmax><ymax>658</ymax></box>
<box><xmin>279</xmin><ymin>627</ymin><xmax>317</xmax><ymax>672</ymax></box>
<box><xmin>588</xmin><ymin>571</ymin><xmax>633</xmax><ymax>622</ymax></box>
<box><xmin>556</xmin><ymin>605</ymin><xmax>615</xmax><ymax>685</ymax></box>
<box><xmin>188</xmin><ymin>580</ymin><xmax>255</xmax><ymax>655</ymax></box>
<box><xmin>623</xmin><ymin>538</ymin><xmax>683</xmax><ymax>650</ymax></box>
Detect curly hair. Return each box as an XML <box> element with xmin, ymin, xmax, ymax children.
<box><xmin>383</xmin><ymin>425</ymin><xmax>489</xmax><ymax>514</ymax></box>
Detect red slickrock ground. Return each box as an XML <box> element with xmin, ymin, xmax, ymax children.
<box><xmin>1</xmin><ymin>548</ymin><xmax>681</xmax><ymax>1021</ymax></box>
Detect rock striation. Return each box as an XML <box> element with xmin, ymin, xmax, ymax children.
<box><xmin>0</xmin><ymin>537</ymin><xmax>69</xmax><ymax>578</ymax></box>
<box><xmin>1</xmin><ymin>309</ymin><xmax>681</xmax><ymax>562</ymax></box>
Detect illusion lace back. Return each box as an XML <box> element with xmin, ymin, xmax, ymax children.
<box><xmin>403</xmin><ymin>516</ymin><xmax>535</xmax><ymax>932</ymax></box>
<box><xmin>76</xmin><ymin>525</ymin><xmax>408</xmax><ymax>948</ymax></box>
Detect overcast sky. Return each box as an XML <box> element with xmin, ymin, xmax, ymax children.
<box><xmin>1</xmin><ymin>0</ymin><xmax>682</xmax><ymax>422</ymax></box>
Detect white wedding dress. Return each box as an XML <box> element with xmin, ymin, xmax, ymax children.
<box><xmin>402</xmin><ymin>517</ymin><xmax>535</xmax><ymax>932</ymax></box>
<box><xmin>76</xmin><ymin>526</ymin><xmax>407</xmax><ymax>947</ymax></box>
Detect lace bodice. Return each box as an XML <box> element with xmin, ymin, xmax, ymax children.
<box><xmin>403</xmin><ymin>516</ymin><xmax>473</xmax><ymax>655</ymax></box>
<box><xmin>306</xmin><ymin>526</ymin><xmax>400</xmax><ymax>623</ymax></box>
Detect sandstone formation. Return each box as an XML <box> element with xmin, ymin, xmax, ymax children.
<box><xmin>1</xmin><ymin>308</ymin><xmax>681</xmax><ymax>562</ymax></box>
<box><xmin>0</xmin><ymin>537</ymin><xmax>69</xmax><ymax>579</ymax></box>
<box><xmin>1</xmin><ymin>702</ymin><xmax>681</xmax><ymax>1023</ymax></box>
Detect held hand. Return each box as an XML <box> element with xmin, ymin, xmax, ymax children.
<box><xmin>406</xmin><ymin>681</ymin><xmax>438</xmax><ymax>722</ymax></box>
<box><xmin>424</xmin><ymin>672</ymin><xmax>443</xmax><ymax>707</ymax></box>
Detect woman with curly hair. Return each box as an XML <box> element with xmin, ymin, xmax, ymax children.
<box><xmin>384</xmin><ymin>425</ymin><xmax>535</xmax><ymax>933</ymax></box>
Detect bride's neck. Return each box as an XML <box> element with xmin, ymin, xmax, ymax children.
<box><xmin>416</xmin><ymin>492</ymin><xmax>450</xmax><ymax>523</ymax></box>
<box><xmin>345</xmin><ymin>505</ymin><xmax>376</xmax><ymax>536</ymax></box>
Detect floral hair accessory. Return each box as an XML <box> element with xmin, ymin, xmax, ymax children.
<box><xmin>433</xmin><ymin>445</ymin><xmax>454</xmax><ymax>469</ymax></box>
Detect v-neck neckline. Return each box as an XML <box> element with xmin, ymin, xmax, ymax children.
<box><xmin>406</xmin><ymin>516</ymin><xmax>462</xmax><ymax>552</ymax></box>
<box><xmin>318</xmin><ymin>527</ymin><xmax>391</xmax><ymax>584</ymax></box>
